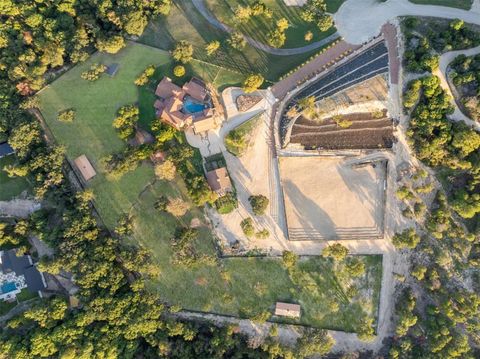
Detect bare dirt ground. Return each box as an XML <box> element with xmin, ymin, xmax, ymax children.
<box><xmin>279</xmin><ymin>156</ymin><xmax>386</xmax><ymax>241</ymax></box>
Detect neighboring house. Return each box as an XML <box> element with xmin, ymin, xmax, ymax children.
<box><xmin>206</xmin><ymin>167</ymin><xmax>232</xmax><ymax>196</ymax></box>
<box><xmin>274</xmin><ymin>302</ymin><xmax>301</xmax><ymax>318</ymax></box>
<box><xmin>154</xmin><ymin>76</ymin><xmax>220</xmax><ymax>134</ymax></box>
<box><xmin>74</xmin><ymin>155</ymin><xmax>96</xmax><ymax>182</ymax></box>
<box><xmin>0</xmin><ymin>142</ymin><xmax>14</xmax><ymax>159</ymax></box>
<box><xmin>0</xmin><ymin>249</ymin><xmax>47</xmax><ymax>302</ymax></box>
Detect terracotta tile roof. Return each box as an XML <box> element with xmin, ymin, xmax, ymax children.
<box><xmin>274</xmin><ymin>302</ymin><xmax>301</xmax><ymax>318</ymax></box>
<box><xmin>183</xmin><ymin>77</ymin><xmax>207</xmax><ymax>102</ymax></box>
<box><xmin>155</xmin><ymin>77</ymin><xmax>183</xmax><ymax>99</ymax></box>
<box><xmin>74</xmin><ymin>155</ymin><xmax>96</xmax><ymax>181</ymax></box>
<box><xmin>206</xmin><ymin>167</ymin><xmax>232</xmax><ymax>194</ymax></box>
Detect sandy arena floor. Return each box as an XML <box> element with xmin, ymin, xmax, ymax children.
<box><xmin>279</xmin><ymin>156</ymin><xmax>386</xmax><ymax>241</ymax></box>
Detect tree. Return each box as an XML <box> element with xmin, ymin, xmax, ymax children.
<box><xmin>304</xmin><ymin>31</ymin><xmax>313</xmax><ymax>42</ymax></box>
<box><xmin>248</xmin><ymin>194</ymin><xmax>269</xmax><ymax>215</ymax></box>
<box><xmin>172</xmin><ymin>41</ymin><xmax>193</xmax><ymax>64</ymax></box>
<box><xmin>345</xmin><ymin>258</ymin><xmax>366</xmax><ymax>277</ymax></box>
<box><xmin>240</xmin><ymin>217</ymin><xmax>255</xmax><ymax>237</ymax></box>
<box><xmin>205</xmin><ymin>40</ymin><xmax>220</xmax><ymax>56</ymax></box>
<box><xmin>317</xmin><ymin>14</ymin><xmax>333</xmax><ymax>32</ymax></box>
<box><xmin>276</xmin><ymin>18</ymin><xmax>289</xmax><ymax>32</ymax></box>
<box><xmin>173</xmin><ymin>65</ymin><xmax>185</xmax><ymax>77</ymax></box>
<box><xmin>112</xmin><ymin>105</ymin><xmax>139</xmax><ymax>140</ymax></box>
<box><xmin>295</xmin><ymin>328</ymin><xmax>334</xmax><ymax>357</ymax></box>
<box><xmin>134</xmin><ymin>65</ymin><xmax>156</xmax><ymax>86</ymax></box>
<box><xmin>392</xmin><ymin>228</ymin><xmax>421</xmax><ymax>249</ymax></box>
<box><xmin>451</xmin><ymin>129</ymin><xmax>480</xmax><ymax>157</ymax></box>
<box><xmin>242</xmin><ymin>74</ymin><xmax>264</xmax><ymax>93</ymax></box>
<box><xmin>57</xmin><ymin>109</ymin><xmax>75</xmax><ymax>123</ymax></box>
<box><xmin>282</xmin><ymin>250</ymin><xmax>298</xmax><ymax>269</ymax></box>
<box><xmin>322</xmin><ymin>243</ymin><xmax>349</xmax><ymax>261</ymax></box>
<box><xmin>357</xmin><ymin>318</ymin><xmax>376</xmax><ymax>342</ymax></box>
<box><xmin>166</xmin><ymin>197</ymin><xmax>190</xmax><ymax>217</ymax></box>
<box><xmin>267</xmin><ymin>30</ymin><xmax>286</xmax><ymax>48</ymax></box>
<box><xmin>8</xmin><ymin>122</ymin><xmax>41</xmax><ymax>158</ymax></box>
<box><xmin>96</xmin><ymin>35</ymin><xmax>125</xmax><ymax>54</ymax></box>
<box><xmin>234</xmin><ymin>5</ymin><xmax>252</xmax><ymax>23</ymax></box>
<box><xmin>155</xmin><ymin>160</ymin><xmax>176</xmax><ymax>181</ymax></box>
<box><xmin>227</xmin><ymin>31</ymin><xmax>246</xmax><ymax>50</ymax></box>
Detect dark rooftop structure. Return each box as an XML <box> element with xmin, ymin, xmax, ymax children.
<box><xmin>0</xmin><ymin>142</ymin><xmax>14</xmax><ymax>158</ymax></box>
<box><xmin>106</xmin><ymin>63</ymin><xmax>120</xmax><ymax>77</ymax></box>
<box><xmin>0</xmin><ymin>249</ymin><xmax>46</xmax><ymax>295</ymax></box>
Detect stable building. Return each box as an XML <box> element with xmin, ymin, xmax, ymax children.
<box><xmin>274</xmin><ymin>302</ymin><xmax>301</xmax><ymax>318</ymax></box>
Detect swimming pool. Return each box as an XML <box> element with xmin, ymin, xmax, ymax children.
<box><xmin>183</xmin><ymin>96</ymin><xmax>207</xmax><ymax>114</ymax></box>
<box><xmin>0</xmin><ymin>282</ymin><xmax>17</xmax><ymax>294</ymax></box>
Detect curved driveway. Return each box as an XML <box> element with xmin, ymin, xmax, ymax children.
<box><xmin>434</xmin><ymin>45</ymin><xmax>480</xmax><ymax>130</ymax></box>
<box><xmin>191</xmin><ymin>0</ymin><xmax>340</xmax><ymax>55</ymax></box>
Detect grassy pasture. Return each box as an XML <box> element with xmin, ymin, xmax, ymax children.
<box><xmin>37</xmin><ymin>42</ymin><xmax>382</xmax><ymax>332</ymax></box>
<box><xmin>138</xmin><ymin>0</ymin><xmax>327</xmax><ymax>81</ymax></box>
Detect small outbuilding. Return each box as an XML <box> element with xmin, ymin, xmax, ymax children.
<box><xmin>274</xmin><ymin>302</ymin><xmax>301</xmax><ymax>318</ymax></box>
<box><xmin>74</xmin><ymin>155</ymin><xmax>96</xmax><ymax>182</ymax></box>
<box><xmin>206</xmin><ymin>167</ymin><xmax>232</xmax><ymax>196</ymax></box>
<box><xmin>0</xmin><ymin>142</ymin><xmax>14</xmax><ymax>159</ymax></box>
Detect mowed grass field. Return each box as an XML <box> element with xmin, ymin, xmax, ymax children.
<box><xmin>0</xmin><ymin>156</ymin><xmax>32</xmax><ymax>201</ymax></box>
<box><xmin>409</xmin><ymin>0</ymin><xmax>472</xmax><ymax>9</ymax></box>
<box><xmin>138</xmin><ymin>0</ymin><xmax>328</xmax><ymax>81</ymax></box>
<box><xmin>37</xmin><ymin>42</ymin><xmax>382</xmax><ymax>331</ymax></box>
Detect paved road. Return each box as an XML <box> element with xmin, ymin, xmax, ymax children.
<box><xmin>433</xmin><ymin>45</ymin><xmax>480</xmax><ymax>131</ymax></box>
<box><xmin>335</xmin><ymin>0</ymin><xmax>480</xmax><ymax>44</ymax></box>
<box><xmin>191</xmin><ymin>0</ymin><xmax>340</xmax><ymax>55</ymax></box>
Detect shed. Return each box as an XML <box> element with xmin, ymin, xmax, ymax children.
<box><xmin>106</xmin><ymin>63</ymin><xmax>120</xmax><ymax>77</ymax></box>
<box><xmin>74</xmin><ymin>155</ymin><xmax>96</xmax><ymax>181</ymax></box>
<box><xmin>206</xmin><ymin>167</ymin><xmax>232</xmax><ymax>196</ymax></box>
<box><xmin>274</xmin><ymin>302</ymin><xmax>301</xmax><ymax>318</ymax></box>
<box><xmin>0</xmin><ymin>142</ymin><xmax>14</xmax><ymax>158</ymax></box>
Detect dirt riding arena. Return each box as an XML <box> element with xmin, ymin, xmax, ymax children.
<box><xmin>279</xmin><ymin>156</ymin><xmax>386</xmax><ymax>241</ymax></box>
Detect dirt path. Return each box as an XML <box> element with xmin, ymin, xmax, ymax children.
<box><xmin>335</xmin><ymin>0</ymin><xmax>480</xmax><ymax>44</ymax></box>
<box><xmin>191</xmin><ymin>0</ymin><xmax>340</xmax><ymax>55</ymax></box>
<box><xmin>433</xmin><ymin>45</ymin><xmax>480</xmax><ymax>130</ymax></box>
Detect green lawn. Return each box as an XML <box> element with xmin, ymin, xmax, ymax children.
<box><xmin>138</xmin><ymin>0</ymin><xmax>331</xmax><ymax>81</ymax></box>
<box><xmin>0</xmin><ymin>156</ymin><xmax>32</xmax><ymax>201</ymax></box>
<box><xmin>205</xmin><ymin>0</ymin><xmax>343</xmax><ymax>48</ymax></box>
<box><xmin>409</xmin><ymin>0</ymin><xmax>472</xmax><ymax>9</ymax></box>
<box><xmin>37</xmin><ymin>42</ymin><xmax>382</xmax><ymax>331</ymax></box>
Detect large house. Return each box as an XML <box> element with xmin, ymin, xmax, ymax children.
<box><xmin>0</xmin><ymin>249</ymin><xmax>47</xmax><ymax>302</ymax></box>
<box><xmin>154</xmin><ymin>77</ymin><xmax>219</xmax><ymax>134</ymax></box>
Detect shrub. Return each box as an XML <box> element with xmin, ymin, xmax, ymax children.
<box><xmin>255</xmin><ymin>229</ymin><xmax>269</xmax><ymax>239</ymax></box>
<box><xmin>282</xmin><ymin>250</ymin><xmax>298</xmax><ymax>268</ymax></box>
<box><xmin>228</xmin><ymin>31</ymin><xmax>246</xmax><ymax>50</ymax></box>
<box><xmin>173</xmin><ymin>65</ymin><xmax>185</xmax><ymax>77</ymax></box>
<box><xmin>392</xmin><ymin>228</ymin><xmax>421</xmax><ymax>249</ymax></box>
<box><xmin>57</xmin><ymin>109</ymin><xmax>75</xmax><ymax>123</ymax></box>
<box><xmin>304</xmin><ymin>31</ymin><xmax>313</xmax><ymax>42</ymax></box>
<box><xmin>248</xmin><ymin>194</ymin><xmax>269</xmax><ymax>215</ymax></box>
<box><xmin>215</xmin><ymin>192</ymin><xmax>238</xmax><ymax>214</ymax></box>
<box><xmin>81</xmin><ymin>63</ymin><xmax>107</xmax><ymax>81</ymax></box>
<box><xmin>240</xmin><ymin>218</ymin><xmax>255</xmax><ymax>237</ymax></box>
<box><xmin>345</xmin><ymin>258</ymin><xmax>366</xmax><ymax>277</ymax></box>
<box><xmin>155</xmin><ymin>159</ymin><xmax>176</xmax><ymax>181</ymax></box>
<box><xmin>134</xmin><ymin>64</ymin><xmax>155</xmax><ymax>86</ymax></box>
<box><xmin>322</xmin><ymin>243</ymin><xmax>349</xmax><ymax>261</ymax></box>
<box><xmin>166</xmin><ymin>197</ymin><xmax>190</xmax><ymax>217</ymax></box>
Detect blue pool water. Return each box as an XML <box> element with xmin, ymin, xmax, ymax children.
<box><xmin>183</xmin><ymin>97</ymin><xmax>207</xmax><ymax>114</ymax></box>
<box><xmin>0</xmin><ymin>282</ymin><xmax>17</xmax><ymax>294</ymax></box>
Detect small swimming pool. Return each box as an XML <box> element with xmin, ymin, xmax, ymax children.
<box><xmin>0</xmin><ymin>282</ymin><xmax>17</xmax><ymax>294</ymax></box>
<box><xmin>183</xmin><ymin>96</ymin><xmax>207</xmax><ymax>114</ymax></box>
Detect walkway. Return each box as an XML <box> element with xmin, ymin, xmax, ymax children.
<box><xmin>433</xmin><ymin>45</ymin><xmax>480</xmax><ymax>130</ymax></box>
<box><xmin>191</xmin><ymin>0</ymin><xmax>340</xmax><ymax>55</ymax></box>
<box><xmin>335</xmin><ymin>0</ymin><xmax>480</xmax><ymax>45</ymax></box>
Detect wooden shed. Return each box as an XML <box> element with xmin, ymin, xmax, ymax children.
<box><xmin>74</xmin><ymin>155</ymin><xmax>96</xmax><ymax>181</ymax></box>
<box><xmin>274</xmin><ymin>302</ymin><xmax>301</xmax><ymax>318</ymax></box>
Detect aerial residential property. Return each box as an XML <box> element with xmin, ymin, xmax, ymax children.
<box><xmin>2</xmin><ymin>0</ymin><xmax>480</xmax><ymax>357</ymax></box>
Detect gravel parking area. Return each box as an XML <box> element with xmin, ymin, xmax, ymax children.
<box><xmin>279</xmin><ymin>156</ymin><xmax>386</xmax><ymax>241</ymax></box>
